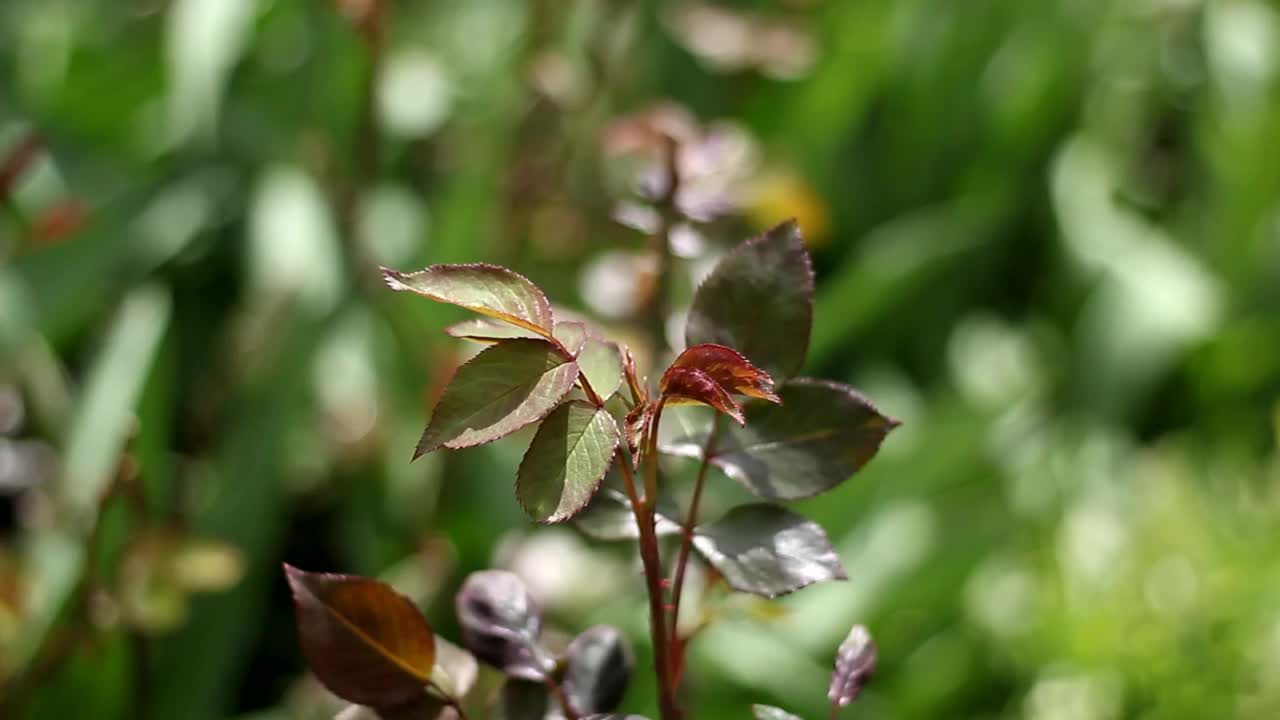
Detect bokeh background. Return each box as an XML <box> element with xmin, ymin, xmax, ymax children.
<box><xmin>3</xmin><ymin>0</ymin><xmax>1280</xmax><ymax>718</ymax></box>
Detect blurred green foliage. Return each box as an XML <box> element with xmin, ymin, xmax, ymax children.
<box><xmin>2</xmin><ymin>1</ymin><xmax>1280</xmax><ymax>719</ymax></box>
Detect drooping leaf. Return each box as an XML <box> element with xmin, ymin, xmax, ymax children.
<box><xmin>382</xmin><ymin>264</ymin><xmax>554</xmax><ymax>334</ymax></box>
<box><xmin>659</xmin><ymin>366</ymin><xmax>744</xmax><ymax>425</ymax></box>
<box><xmin>751</xmin><ymin>706</ymin><xmax>803</xmax><ymax>720</ymax></box>
<box><xmin>828</xmin><ymin>624</ymin><xmax>877</xmax><ymax>708</ymax></box>
<box><xmin>503</xmin><ymin>679</ymin><xmax>553</xmax><ymax>720</ymax></box>
<box><xmin>579</xmin><ymin>338</ymin><xmax>624</xmax><ymax>399</ymax></box>
<box><xmin>574</xmin><ymin>486</ymin><xmax>682</xmax><ymax>542</ymax></box>
<box><xmin>516</xmin><ymin>401</ymin><xmax>620</xmax><ymax>523</ymax></box>
<box><xmin>455</xmin><ymin>570</ymin><xmax>555</xmax><ymax>680</ymax></box>
<box><xmin>553</xmin><ymin>321</ymin><xmax>590</xmax><ymax>356</ymax></box>
<box><xmin>693</xmin><ymin>504</ymin><xmax>846</xmax><ymax>598</ymax></box>
<box><xmin>415</xmin><ymin>339</ymin><xmax>579</xmax><ymax>457</ymax></box>
<box><xmin>685</xmin><ymin>220</ymin><xmax>814</xmax><ymax>381</ymax></box>
<box><xmin>563</xmin><ymin>625</ymin><xmax>634</xmax><ymax>715</ymax></box>
<box><xmin>284</xmin><ymin>565</ymin><xmax>435</xmax><ymax>708</ymax></box>
<box><xmin>664</xmin><ymin>379</ymin><xmax>898</xmax><ymax>499</ymax></box>
<box><xmin>666</xmin><ymin>344</ymin><xmax>779</xmax><ymax>403</ymax></box>
<box><xmin>444</xmin><ymin>317</ymin><xmax>541</xmax><ymax>343</ymax></box>
<box><xmin>432</xmin><ymin>636</ymin><xmax>479</xmax><ymax>699</ymax></box>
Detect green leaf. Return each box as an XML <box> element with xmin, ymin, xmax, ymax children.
<box><xmin>445</xmin><ymin>317</ymin><xmax>541</xmax><ymax>343</ymax></box>
<box><xmin>664</xmin><ymin>379</ymin><xmax>898</xmax><ymax>500</ymax></box>
<box><xmin>686</xmin><ymin>220</ymin><xmax>814</xmax><ymax>381</ymax></box>
<box><xmin>516</xmin><ymin>401</ymin><xmax>620</xmax><ymax>523</ymax></box>
<box><xmin>693</xmin><ymin>504</ymin><xmax>846</xmax><ymax>598</ymax></box>
<box><xmin>579</xmin><ymin>338</ymin><xmax>624</xmax><ymax>399</ymax></box>
<box><xmin>383</xmin><ymin>264</ymin><xmax>555</xmax><ymax>335</ymax></box>
<box><xmin>284</xmin><ymin>565</ymin><xmax>436</xmax><ymax>709</ymax></box>
<box><xmin>563</xmin><ymin>625</ymin><xmax>634</xmax><ymax>715</ymax></box>
<box><xmin>553</xmin><ymin>321</ymin><xmax>590</xmax><ymax>356</ymax></box>
<box><xmin>415</xmin><ymin>339</ymin><xmax>579</xmax><ymax>457</ymax></box>
<box><xmin>752</xmin><ymin>705</ymin><xmax>803</xmax><ymax>720</ymax></box>
<box><xmin>573</xmin><ymin>486</ymin><xmax>682</xmax><ymax>542</ymax></box>
<box><xmin>432</xmin><ymin>636</ymin><xmax>479</xmax><ymax>699</ymax></box>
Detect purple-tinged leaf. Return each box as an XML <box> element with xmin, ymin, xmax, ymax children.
<box><xmin>563</xmin><ymin>625</ymin><xmax>634</xmax><ymax>715</ymax></box>
<box><xmin>444</xmin><ymin>317</ymin><xmax>541</xmax><ymax>343</ymax></box>
<box><xmin>455</xmin><ymin>570</ymin><xmax>555</xmax><ymax>681</ymax></box>
<box><xmin>415</xmin><ymin>339</ymin><xmax>579</xmax><ymax>457</ymax></box>
<box><xmin>382</xmin><ymin>264</ymin><xmax>554</xmax><ymax>335</ymax></box>
<box><xmin>693</xmin><ymin>504</ymin><xmax>846</xmax><ymax>598</ymax></box>
<box><xmin>284</xmin><ymin>564</ymin><xmax>435</xmax><ymax>709</ymax></box>
<box><xmin>666</xmin><ymin>343</ymin><xmax>780</xmax><ymax>403</ymax></box>
<box><xmin>663</xmin><ymin>379</ymin><xmax>898</xmax><ymax>500</ymax></box>
<box><xmin>828</xmin><ymin>624</ymin><xmax>876</xmax><ymax>708</ymax></box>
<box><xmin>751</xmin><ymin>706</ymin><xmax>802</xmax><ymax>720</ymax></box>
<box><xmin>659</xmin><ymin>366</ymin><xmax>744</xmax><ymax>425</ymax></box>
<box><xmin>685</xmin><ymin>220</ymin><xmax>814</xmax><ymax>381</ymax></box>
<box><xmin>516</xmin><ymin>401</ymin><xmax>620</xmax><ymax>523</ymax></box>
<box><xmin>574</xmin><ymin>486</ymin><xmax>682</xmax><ymax>542</ymax></box>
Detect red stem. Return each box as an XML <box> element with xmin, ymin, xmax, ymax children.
<box><xmin>666</xmin><ymin>414</ymin><xmax>721</xmax><ymax>674</ymax></box>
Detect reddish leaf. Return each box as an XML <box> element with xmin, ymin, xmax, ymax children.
<box><xmin>382</xmin><ymin>264</ymin><xmax>555</xmax><ymax>335</ymax></box>
<box><xmin>667</xmin><ymin>343</ymin><xmax>780</xmax><ymax>404</ymax></box>
<box><xmin>658</xmin><ymin>366</ymin><xmax>744</xmax><ymax>425</ymax></box>
<box><xmin>828</xmin><ymin>625</ymin><xmax>876</xmax><ymax>707</ymax></box>
<box><xmin>622</xmin><ymin>346</ymin><xmax>648</xmax><ymax>405</ymax></box>
<box><xmin>284</xmin><ymin>564</ymin><xmax>435</xmax><ymax>709</ymax></box>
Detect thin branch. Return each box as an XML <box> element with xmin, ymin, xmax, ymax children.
<box><xmin>546</xmin><ymin>676</ymin><xmax>580</xmax><ymax>720</ymax></box>
<box><xmin>667</xmin><ymin>414</ymin><xmax>722</xmax><ymax>661</ymax></box>
<box><xmin>617</xmin><ymin>457</ymin><xmax>681</xmax><ymax>720</ymax></box>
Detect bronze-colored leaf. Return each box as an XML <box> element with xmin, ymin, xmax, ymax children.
<box><xmin>285</xmin><ymin>564</ymin><xmax>435</xmax><ymax>709</ymax></box>
<box><xmin>666</xmin><ymin>343</ymin><xmax>779</xmax><ymax>403</ymax></box>
<box><xmin>658</xmin><ymin>366</ymin><xmax>744</xmax><ymax>425</ymax></box>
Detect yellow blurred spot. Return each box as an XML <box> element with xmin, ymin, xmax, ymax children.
<box><xmin>747</xmin><ymin>170</ymin><xmax>831</xmax><ymax>248</ymax></box>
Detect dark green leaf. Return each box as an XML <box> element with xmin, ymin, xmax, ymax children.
<box><xmin>563</xmin><ymin>625</ymin><xmax>634</xmax><ymax>714</ymax></box>
<box><xmin>693</xmin><ymin>504</ymin><xmax>846</xmax><ymax>598</ymax></box>
<box><xmin>503</xmin><ymin>679</ymin><xmax>553</xmax><ymax>720</ymax></box>
<box><xmin>383</xmin><ymin>264</ymin><xmax>554</xmax><ymax>334</ymax></box>
<box><xmin>751</xmin><ymin>706</ymin><xmax>802</xmax><ymax>720</ymax></box>
<box><xmin>664</xmin><ymin>379</ymin><xmax>898</xmax><ymax>500</ymax></box>
<box><xmin>455</xmin><ymin>570</ymin><xmax>555</xmax><ymax>681</ymax></box>
<box><xmin>685</xmin><ymin>220</ymin><xmax>814</xmax><ymax>381</ymax></box>
<box><xmin>284</xmin><ymin>565</ymin><xmax>435</xmax><ymax>709</ymax></box>
<box><xmin>415</xmin><ymin>339</ymin><xmax>579</xmax><ymax>457</ymax></box>
<box><xmin>516</xmin><ymin>401</ymin><xmax>620</xmax><ymax>523</ymax></box>
<box><xmin>574</xmin><ymin>486</ymin><xmax>682</xmax><ymax>542</ymax></box>
<box><xmin>828</xmin><ymin>624</ymin><xmax>876</xmax><ymax>707</ymax></box>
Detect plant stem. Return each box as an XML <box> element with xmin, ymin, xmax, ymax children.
<box><xmin>617</xmin><ymin>457</ymin><xmax>681</xmax><ymax>720</ymax></box>
<box><xmin>546</xmin><ymin>677</ymin><xmax>581</xmax><ymax>720</ymax></box>
<box><xmin>667</xmin><ymin>414</ymin><xmax>721</xmax><ymax>663</ymax></box>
